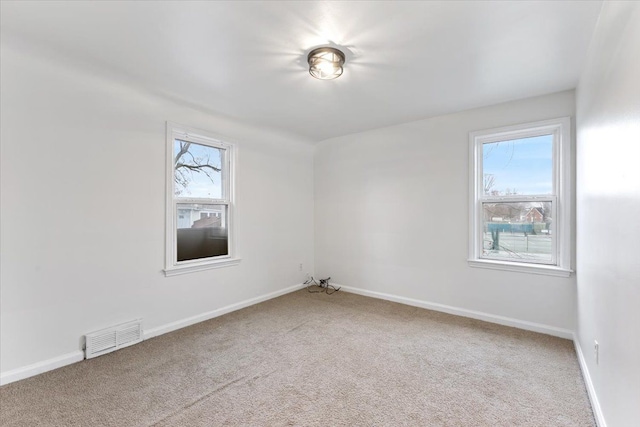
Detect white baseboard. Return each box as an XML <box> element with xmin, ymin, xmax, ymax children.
<box><xmin>338</xmin><ymin>284</ymin><xmax>574</xmax><ymax>339</ymax></box>
<box><xmin>0</xmin><ymin>283</ymin><xmax>605</xmax><ymax>427</ymax></box>
<box><xmin>1</xmin><ymin>283</ymin><xmax>306</xmax><ymax>387</ymax></box>
<box><xmin>573</xmin><ymin>334</ymin><xmax>607</xmax><ymax>427</ymax></box>
<box><xmin>338</xmin><ymin>285</ymin><xmax>605</xmax><ymax>423</ymax></box>
<box><xmin>0</xmin><ymin>350</ymin><xmax>84</xmax><ymax>386</ymax></box>
<box><xmin>143</xmin><ymin>283</ymin><xmax>306</xmax><ymax>340</ymax></box>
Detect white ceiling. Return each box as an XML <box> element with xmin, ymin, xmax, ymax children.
<box><xmin>1</xmin><ymin>1</ymin><xmax>603</xmax><ymax>142</ymax></box>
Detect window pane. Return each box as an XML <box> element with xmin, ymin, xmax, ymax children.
<box><xmin>176</xmin><ymin>203</ymin><xmax>228</xmax><ymax>262</ymax></box>
<box><xmin>174</xmin><ymin>139</ymin><xmax>223</xmax><ymax>199</ymax></box>
<box><xmin>483</xmin><ymin>135</ymin><xmax>552</xmax><ymax>196</ymax></box>
<box><xmin>482</xmin><ymin>201</ymin><xmax>553</xmax><ymax>263</ymax></box>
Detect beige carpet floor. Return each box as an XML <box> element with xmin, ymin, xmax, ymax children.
<box><xmin>0</xmin><ymin>289</ymin><xmax>595</xmax><ymax>426</ymax></box>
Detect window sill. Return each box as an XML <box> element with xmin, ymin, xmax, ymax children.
<box><xmin>164</xmin><ymin>258</ymin><xmax>241</xmax><ymax>277</ymax></box>
<box><xmin>467</xmin><ymin>259</ymin><xmax>573</xmax><ymax>277</ymax></box>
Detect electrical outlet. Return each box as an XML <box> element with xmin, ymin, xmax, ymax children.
<box><xmin>594</xmin><ymin>340</ymin><xmax>599</xmax><ymax>365</ymax></box>
<box><xmin>299</xmin><ymin>263</ymin><xmax>303</xmax><ymax>271</ymax></box>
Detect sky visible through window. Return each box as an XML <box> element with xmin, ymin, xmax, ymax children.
<box><xmin>483</xmin><ymin>135</ymin><xmax>553</xmax><ymax>196</ymax></box>
<box><xmin>174</xmin><ymin>139</ymin><xmax>222</xmax><ymax>198</ymax></box>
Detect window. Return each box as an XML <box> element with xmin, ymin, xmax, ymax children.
<box><xmin>164</xmin><ymin>122</ymin><xmax>239</xmax><ymax>276</ymax></box>
<box><xmin>468</xmin><ymin>117</ymin><xmax>571</xmax><ymax>276</ymax></box>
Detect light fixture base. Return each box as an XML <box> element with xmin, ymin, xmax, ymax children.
<box><xmin>307</xmin><ymin>47</ymin><xmax>346</xmax><ymax>80</ymax></box>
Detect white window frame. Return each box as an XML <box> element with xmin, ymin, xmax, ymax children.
<box><xmin>468</xmin><ymin>117</ymin><xmax>572</xmax><ymax>277</ymax></box>
<box><xmin>164</xmin><ymin>122</ymin><xmax>240</xmax><ymax>276</ymax></box>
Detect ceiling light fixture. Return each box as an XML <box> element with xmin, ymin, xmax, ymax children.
<box><xmin>307</xmin><ymin>47</ymin><xmax>346</xmax><ymax>80</ymax></box>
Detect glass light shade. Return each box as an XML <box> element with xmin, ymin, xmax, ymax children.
<box><xmin>308</xmin><ymin>47</ymin><xmax>345</xmax><ymax>80</ymax></box>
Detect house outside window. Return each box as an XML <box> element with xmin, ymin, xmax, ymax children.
<box><xmin>164</xmin><ymin>122</ymin><xmax>240</xmax><ymax>276</ymax></box>
<box><xmin>468</xmin><ymin>117</ymin><xmax>572</xmax><ymax>277</ymax></box>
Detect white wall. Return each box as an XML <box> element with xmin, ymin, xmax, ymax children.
<box><xmin>315</xmin><ymin>91</ymin><xmax>577</xmax><ymax>331</ymax></box>
<box><xmin>0</xmin><ymin>41</ymin><xmax>314</xmax><ymax>374</ymax></box>
<box><xmin>576</xmin><ymin>2</ymin><xmax>640</xmax><ymax>426</ymax></box>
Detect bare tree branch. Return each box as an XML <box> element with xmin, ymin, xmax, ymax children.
<box><xmin>483</xmin><ymin>174</ymin><xmax>496</xmax><ymax>195</ymax></box>
<box><xmin>173</xmin><ymin>141</ymin><xmax>222</xmax><ymax>195</ymax></box>
<box><xmin>175</xmin><ymin>163</ymin><xmax>221</xmax><ymax>173</ymax></box>
<box><xmin>174</xmin><ymin>141</ymin><xmax>191</xmax><ymax>165</ymax></box>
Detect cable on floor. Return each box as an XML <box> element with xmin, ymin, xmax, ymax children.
<box><xmin>304</xmin><ymin>276</ymin><xmax>340</xmax><ymax>294</ymax></box>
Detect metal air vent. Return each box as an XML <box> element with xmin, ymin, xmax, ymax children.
<box><xmin>85</xmin><ymin>319</ymin><xmax>143</xmax><ymax>359</ymax></box>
